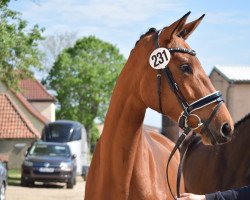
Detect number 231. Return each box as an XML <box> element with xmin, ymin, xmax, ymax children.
<box><xmin>151</xmin><ymin>50</ymin><xmax>169</xmax><ymax>67</ymax></box>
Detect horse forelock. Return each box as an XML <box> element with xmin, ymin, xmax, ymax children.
<box><xmin>135</xmin><ymin>27</ymin><xmax>157</xmax><ymax>46</ymax></box>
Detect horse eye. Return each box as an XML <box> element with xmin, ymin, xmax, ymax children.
<box><xmin>180</xmin><ymin>64</ymin><xmax>193</xmax><ymax>74</ymax></box>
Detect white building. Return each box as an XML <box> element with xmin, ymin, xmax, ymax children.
<box><xmin>210</xmin><ymin>65</ymin><xmax>250</xmax><ymax>123</ymax></box>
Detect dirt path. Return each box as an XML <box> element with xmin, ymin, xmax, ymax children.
<box><xmin>6</xmin><ymin>176</ymin><xmax>85</xmax><ymax>200</ymax></box>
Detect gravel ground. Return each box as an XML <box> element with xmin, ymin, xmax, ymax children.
<box><xmin>6</xmin><ymin>176</ymin><xmax>85</xmax><ymax>200</ymax></box>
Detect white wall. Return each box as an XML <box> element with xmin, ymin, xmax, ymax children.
<box><xmin>210</xmin><ymin>71</ymin><xmax>250</xmax><ymax>123</ymax></box>
<box><xmin>31</xmin><ymin>102</ymin><xmax>55</xmax><ymax>122</ymax></box>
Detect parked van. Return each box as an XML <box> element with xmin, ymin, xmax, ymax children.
<box><xmin>41</xmin><ymin>120</ymin><xmax>89</xmax><ymax>175</ymax></box>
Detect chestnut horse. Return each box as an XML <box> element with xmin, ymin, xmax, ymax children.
<box><xmin>183</xmin><ymin>113</ymin><xmax>250</xmax><ymax>194</ymax></box>
<box><xmin>85</xmin><ymin>12</ymin><xmax>234</xmax><ymax>200</ymax></box>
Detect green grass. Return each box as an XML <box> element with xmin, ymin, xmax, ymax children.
<box><xmin>8</xmin><ymin>169</ymin><xmax>21</xmax><ymax>185</ymax></box>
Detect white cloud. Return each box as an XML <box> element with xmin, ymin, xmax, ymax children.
<box><xmin>18</xmin><ymin>0</ymin><xmax>184</xmax><ymax>28</ymax></box>
<box><xmin>12</xmin><ymin>0</ymin><xmax>185</xmax><ymax>58</ymax></box>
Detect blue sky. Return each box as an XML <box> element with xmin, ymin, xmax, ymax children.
<box><xmin>9</xmin><ymin>0</ymin><xmax>250</xmax><ymax>128</ymax></box>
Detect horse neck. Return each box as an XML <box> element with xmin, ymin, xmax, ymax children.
<box><xmin>224</xmin><ymin>121</ymin><xmax>250</xmax><ymax>154</ymax></box>
<box><xmin>102</xmin><ymin>58</ymin><xmax>146</xmax><ymax>137</ymax></box>
<box><xmin>99</xmin><ymin>59</ymin><xmax>147</xmax><ymax>186</ymax></box>
<box><xmin>101</xmin><ymin>79</ymin><xmax>146</xmax><ymax>145</ymax></box>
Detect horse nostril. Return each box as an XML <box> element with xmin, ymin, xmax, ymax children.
<box><xmin>221</xmin><ymin>123</ymin><xmax>232</xmax><ymax>138</ymax></box>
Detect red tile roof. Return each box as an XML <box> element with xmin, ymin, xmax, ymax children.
<box><xmin>0</xmin><ymin>155</ymin><xmax>9</xmax><ymax>163</ymax></box>
<box><xmin>20</xmin><ymin>78</ymin><xmax>56</xmax><ymax>102</ymax></box>
<box><xmin>14</xmin><ymin>91</ymin><xmax>49</xmax><ymax>124</ymax></box>
<box><xmin>0</xmin><ymin>94</ymin><xmax>40</xmax><ymax>139</ymax></box>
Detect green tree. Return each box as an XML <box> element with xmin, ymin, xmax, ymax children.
<box><xmin>46</xmin><ymin>36</ymin><xmax>126</xmax><ymax>142</ymax></box>
<box><xmin>0</xmin><ymin>0</ymin><xmax>44</xmax><ymax>89</ymax></box>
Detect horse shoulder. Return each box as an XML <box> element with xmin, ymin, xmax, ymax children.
<box><xmin>128</xmin><ymin>130</ymin><xmax>182</xmax><ymax>200</ymax></box>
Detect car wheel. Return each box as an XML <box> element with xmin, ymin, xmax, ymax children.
<box><xmin>21</xmin><ymin>176</ymin><xmax>35</xmax><ymax>187</ymax></box>
<box><xmin>28</xmin><ymin>180</ymin><xmax>35</xmax><ymax>187</ymax></box>
<box><xmin>66</xmin><ymin>177</ymin><xmax>74</xmax><ymax>189</ymax></box>
<box><xmin>0</xmin><ymin>183</ymin><xmax>6</xmax><ymax>200</ymax></box>
<box><xmin>21</xmin><ymin>177</ymin><xmax>28</xmax><ymax>187</ymax></box>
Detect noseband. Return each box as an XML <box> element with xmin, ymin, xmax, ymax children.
<box><xmin>153</xmin><ymin>30</ymin><xmax>224</xmax><ymax>199</ymax></box>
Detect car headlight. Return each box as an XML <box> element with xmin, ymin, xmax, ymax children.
<box><xmin>23</xmin><ymin>160</ymin><xmax>33</xmax><ymax>167</ymax></box>
<box><xmin>60</xmin><ymin>162</ymin><xmax>71</xmax><ymax>171</ymax></box>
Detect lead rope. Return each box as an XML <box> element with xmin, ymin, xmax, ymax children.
<box><xmin>166</xmin><ymin>132</ymin><xmax>196</xmax><ymax>200</ymax></box>
<box><xmin>168</xmin><ymin>101</ymin><xmax>224</xmax><ymax>200</ymax></box>
<box><xmin>176</xmin><ymin>133</ymin><xmax>196</xmax><ymax>198</ymax></box>
<box><xmin>166</xmin><ymin>128</ymin><xmax>191</xmax><ymax>200</ymax></box>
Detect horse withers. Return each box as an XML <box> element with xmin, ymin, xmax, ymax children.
<box><xmin>85</xmin><ymin>12</ymin><xmax>234</xmax><ymax>200</ymax></box>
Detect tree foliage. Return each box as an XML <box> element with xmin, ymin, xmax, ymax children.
<box><xmin>0</xmin><ymin>0</ymin><xmax>44</xmax><ymax>89</ymax></box>
<box><xmin>46</xmin><ymin>36</ymin><xmax>126</xmax><ymax>140</ymax></box>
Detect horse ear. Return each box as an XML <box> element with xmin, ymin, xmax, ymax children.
<box><xmin>179</xmin><ymin>14</ymin><xmax>205</xmax><ymax>40</ymax></box>
<box><xmin>160</xmin><ymin>11</ymin><xmax>191</xmax><ymax>43</ymax></box>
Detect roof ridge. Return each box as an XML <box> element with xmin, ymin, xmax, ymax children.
<box><xmin>13</xmin><ymin>91</ymin><xmax>49</xmax><ymax>124</ymax></box>
<box><xmin>215</xmin><ymin>65</ymin><xmax>250</xmax><ymax>68</ymax></box>
<box><xmin>211</xmin><ymin>65</ymin><xmax>250</xmax><ymax>82</ymax></box>
<box><xmin>32</xmin><ymin>78</ymin><xmax>56</xmax><ymax>101</ymax></box>
<box><xmin>20</xmin><ymin>78</ymin><xmax>56</xmax><ymax>102</ymax></box>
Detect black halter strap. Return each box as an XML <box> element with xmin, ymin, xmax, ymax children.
<box><xmin>155</xmin><ymin>32</ymin><xmax>195</xmax><ymax>116</ymax></box>
<box><xmin>153</xmin><ymin>30</ymin><xmax>225</xmax><ymax>199</ymax></box>
<box><xmin>154</xmin><ymin>30</ymin><xmax>224</xmax><ymax>133</ymax></box>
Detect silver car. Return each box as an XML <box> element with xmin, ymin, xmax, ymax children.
<box><xmin>0</xmin><ymin>161</ymin><xmax>7</xmax><ymax>200</ymax></box>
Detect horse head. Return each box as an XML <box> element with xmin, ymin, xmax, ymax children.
<box><xmin>133</xmin><ymin>12</ymin><xmax>234</xmax><ymax>145</ymax></box>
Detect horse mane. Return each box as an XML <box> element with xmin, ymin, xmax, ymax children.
<box><xmin>135</xmin><ymin>27</ymin><xmax>157</xmax><ymax>46</ymax></box>
<box><xmin>234</xmin><ymin>112</ymin><xmax>250</xmax><ymax>129</ymax></box>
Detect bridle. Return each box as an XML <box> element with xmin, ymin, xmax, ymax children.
<box><xmin>153</xmin><ymin>30</ymin><xmax>224</xmax><ymax>199</ymax></box>
<box><xmin>154</xmin><ymin>30</ymin><xmax>223</xmax><ymax>141</ymax></box>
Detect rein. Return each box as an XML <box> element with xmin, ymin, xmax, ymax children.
<box><xmin>153</xmin><ymin>30</ymin><xmax>224</xmax><ymax>199</ymax></box>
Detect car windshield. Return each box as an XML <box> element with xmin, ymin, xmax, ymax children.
<box><xmin>46</xmin><ymin>124</ymin><xmax>73</xmax><ymax>142</ymax></box>
<box><xmin>42</xmin><ymin>122</ymin><xmax>83</xmax><ymax>143</ymax></box>
<box><xmin>29</xmin><ymin>144</ymin><xmax>70</xmax><ymax>157</ymax></box>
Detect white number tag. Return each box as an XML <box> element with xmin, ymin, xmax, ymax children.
<box><xmin>149</xmin><ymin>48</ymin><xmax>171</xmax><ymax>69</ymax></box>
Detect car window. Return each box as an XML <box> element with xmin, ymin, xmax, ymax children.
<box><xmin>45</xmin><ymin>124</ymin><xmax>73</xmax><ymax>142</ymax></box>
<box><xmin>29</xmin><ymin>144</ymin><xmax>70</xmax><ymax>157</ymax></box>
